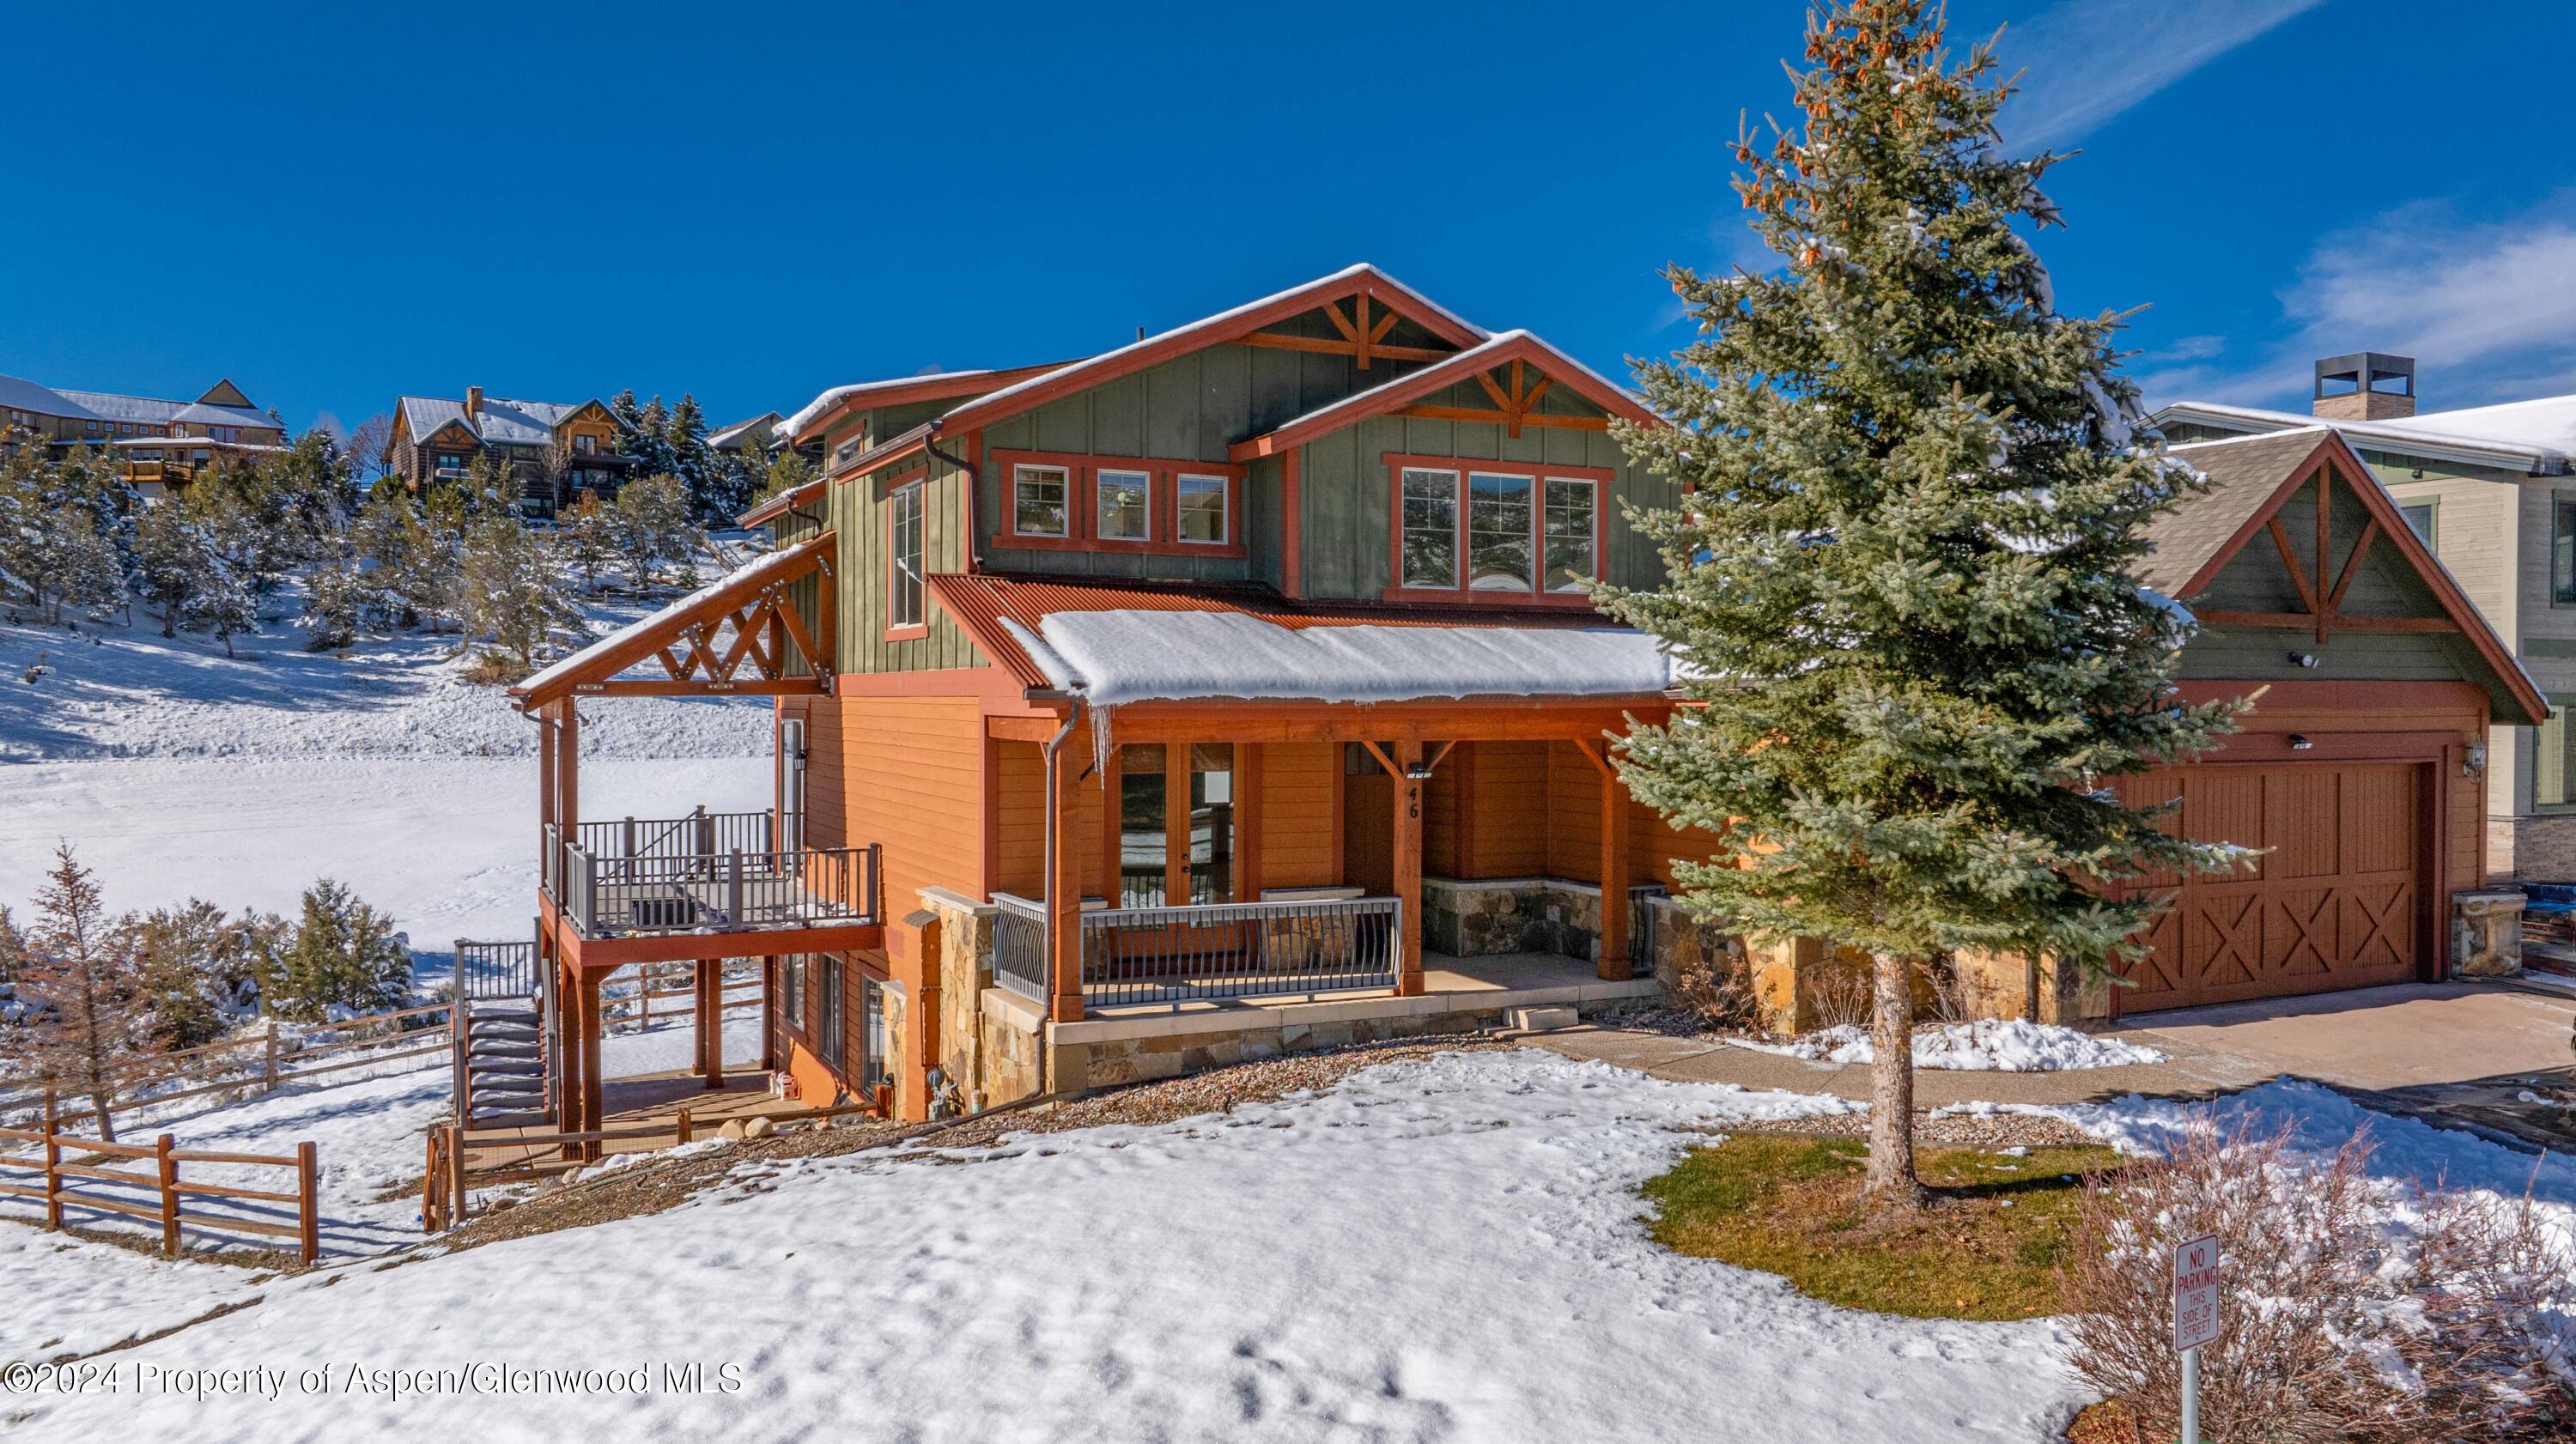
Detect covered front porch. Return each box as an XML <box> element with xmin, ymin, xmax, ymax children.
<box><xmin>984</xmin><ymin>695</ymin><xmax>1693</xmax><ymax>1027</ymax></box>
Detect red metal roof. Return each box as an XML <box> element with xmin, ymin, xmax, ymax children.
<box><xmin>928</xmin><ymin>573</ymin><xmax>1616</xmax><ymax>691</ymax></box>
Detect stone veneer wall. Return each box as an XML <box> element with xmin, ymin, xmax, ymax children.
<box><xmin>2494</xmin><ymin>815</ymin><xmax>2576</xmax><ymax>883</ymax></box>
<box><xmin>1045</xmin><ymin>1004</ymin><xmax>1522</xmax><ymax>1095</ymax></box>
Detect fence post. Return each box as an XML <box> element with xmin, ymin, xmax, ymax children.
<box><xmin>695</xmin><ymin>804</ymin><xmax>712</xmax><ymax>864</ymax></box>
<box><xmin>676</xmin><ymin>1107</ymin><xmax>693</xmax><ymax>1144</ymax></box>
<box><xmin>155</xmin><ymin>1133</ymin><xmax>180</xmax><ymax>1257</ymax></box>
<box><xmin>447</xmin><ymin>1122</ymin><xmax>466</xmax><ymax>1229</ymax></box>
<box><xmin>297</xmin><ymin>1140</ymin><xmax>319</xmax><ymax>1265</ymax></box>
<box><xmin>264</xmin><ymin>1022</ymin><xmax>280</xmax><ymax>1092</ymax></box>
<box><xmin>40</xmin><ymin>1090</ymin><xmax>61</xmax><ymax>1232</ymax></box>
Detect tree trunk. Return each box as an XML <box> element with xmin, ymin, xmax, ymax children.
<box><xmin>89</xmin><ymin>1088</ymin><xmax>115</xmax><ymax>1145</ymax></box>
<box><xmin>1863</xmin><ymin>950</ymin><xmax>1923</xmax><ymax>1210</ymax></box>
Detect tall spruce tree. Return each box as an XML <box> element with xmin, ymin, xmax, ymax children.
<box><xmin>1595</xmin><ymin>0</ymin><xmax>2242</xmax><ymax>1208</ymax></box>
<box><xmin>19</xmin><ymin>844</ymin><xmax>145</xmax><ymax>1141</ymax></box>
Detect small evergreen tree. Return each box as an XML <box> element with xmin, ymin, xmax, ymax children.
<box><xmin>18</xmin><ymin>844</ymin><xmax>145</xmax><ymax>1140</ymax></box>
<box><xmin>298</xmin><ymin>557</ymin><xmax>369</xmax><ymax>650</ymax></box>
<box><xmin>750</xmin><ymin>448</ymin><xmax>817</xmax><ymax>515</ymax></box>
<box><xmin>665</xmin><ymin>393</ymin><xmax>719</xmax><ymax>519</ymax></box>
<box><xmin>623</xmin><ymin>394</ymin><xmax>678</xmax><ymax>479</ymax></box>
<box><xmin>131</xmin><ymin>494</ymin><xmax>212</xmax><ymax>637</ymax></box>
<box><xmin>611</xmin><ymin>471</ymin><xmax>695</xmax><ymax>593</ymax></box>
<box><xmin>459</xmin><ymin>514</ymin><xmax>581</xmax><ymax>669</ymax></box>
<box><xmin>1595</xmin><ymin>0</ymin><xmax>2241</xmax><ymax>1210</ymax></box>
<box><xmin>269</xmin><ymin>879</ymin><xmax>410</xmax><ymax>1022</ymax></box>
<box><xmin>131</xmin><ymin>899</ymin><xmax>239</xmax><ymax>1053</ymax></box>
<box><xmin>557</xmin><ymin>488</ymin><xmax>615</xmax><ymax>594</ymax></box>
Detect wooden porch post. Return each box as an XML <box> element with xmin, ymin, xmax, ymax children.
<box><xmin>1049</xmin><ymin>737</ymin><xmax>1085</xmax><ymax>1023</ymax></box>
<box><xmin>696</xmin><ymin>960</ymin><xmax>723</xmax><ymax>1088</ymax></box>
<box><xmin>1394</xmin><ymin>739</ymin><xmax>1425</xmax><ymax>997</ymax></box>
<box><xmin>538</xmin><ymin>706</ymin><xmax>556</xmax><ymax>850</ymax></box>
<box><xmin>1592</xmin><ymin>744</ymin><xmax>1633</xmax><ymax>982</ymax></box>
<box><xmin>760</xmin><ymin>956</ymin><xmax>780</xmax><ymax>1071</ymax></box>
<box><xmin>558</xmin><ymin>701</ymin><xmax>581</xmax><ymax>840</ymax></box>
<box><xmin>1163</xmin><ymin>744</ymin><xmax>1189</xmax><ymax>907</ymax></box>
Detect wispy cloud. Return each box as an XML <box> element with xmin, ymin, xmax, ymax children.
<box><xmin>2136</xmin><ymin>194</ymin><xmax>2576</xmax><ymax>410</ymax></box>
<box><xmin>1997</xmin><ymin>0</ymin><xmax>2326</xmax><ymax>148</ymax></box>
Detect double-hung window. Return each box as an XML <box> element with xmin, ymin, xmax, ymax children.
<box><xmin>860</xmin><ymin>980</ymin><xmax>889</xmax><ymax>1091</ymax></box>
<box><xmin>817</xmin><ymin>956</ymin><xmax>845</xmax><ymax>1074</ymax></box>
<box><xmin>1014</xmin><ymin>464</ymin><xmax>1071</xmax><ymax>538</ymax></box>
<box><xmin>889</xmin><ymin>478</ymin><xmax>925</xmax><ymax>629</ymax></box>
<box><xmin>1176</xmin><ymin>474</ymin><xmax>1229</xmax><ymax>544</ymax></box>
<box><xmin>1096</xmin><ymin>469</ymin><xmax>1151</xmax><ymax>541</ymax></box>
<box><xmin>1395</xmin><ymin>459</ymin><xmax>1603</xmax><ymax>597</ymax></box>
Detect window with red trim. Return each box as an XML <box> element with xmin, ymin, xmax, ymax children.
<box><xmin>888</xmin><ymin>476</ymin><xmax>925</xmax><ymax>633</ymax></box>
<box><xmin>1387</xmin><ymin>453</ymin><xmax>1607</xmax><ymax>603</ymax></box>
<box><xmin>993</xmin><ymin>449</ymin><xmax>1246</xmax><ymax>558</ymax></box>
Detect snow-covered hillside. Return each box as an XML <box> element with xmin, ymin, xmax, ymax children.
<box><xmin>0</xmin><ymin>600</ymin><xmax>771</xmax><ymax>974</ymax></box>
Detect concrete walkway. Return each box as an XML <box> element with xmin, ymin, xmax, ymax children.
<box><xmin>1539</xmin><ymin>982</ymin><xmax>2576</xmax><ymax>1124</ymax></box>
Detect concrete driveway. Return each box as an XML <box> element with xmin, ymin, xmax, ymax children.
<box><xmin>1541</xmin><ymin>982</ymin><xmax>2576</xmax><ymax>1144</ymax></box>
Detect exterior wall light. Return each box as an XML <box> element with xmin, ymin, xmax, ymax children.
<box><xmin>2465</xmin><ymin>743</ymin><xmax>2488</xmax><ymax>777</ymax></box>
<box><xmin>1403</xmin><ymin>763</ymin><xmax>1435</xmax><ymax>781</ymax></box>
<box><xmin>2287</xmin><ymin>734</ymin><xmax>2314</xmax><ymax>750</ymax></box>
<box><xmin>2288</xmin><ymin>652</ymin><xmax>2318</xmax><ymax>668</ymax></box>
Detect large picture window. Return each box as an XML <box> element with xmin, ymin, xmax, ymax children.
<box><xmin>1389</xmin><ymin>456</ymin><xmax>1609</xmax><ymax>600</ymax></box>
<box><xmin>889</xmin><ymin>478</ymin><xmax>925</xmax><ymax>630</ymax></box>
<box><xmin>1014</xmin><ymin>464</ymin><xmax>1071</xmax><ymax>537</ymax></box>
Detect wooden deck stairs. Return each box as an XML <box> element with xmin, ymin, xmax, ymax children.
<box><xmin>459</xmin><ymin>1003</ymin><xmax>551</xmax><ymax>1126</ymax></box>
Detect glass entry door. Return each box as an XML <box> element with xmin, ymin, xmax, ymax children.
<box><xmin>1115</xmin><ymin>743</ymin><xmax>1235</xmax><ymax>907</ymax></box>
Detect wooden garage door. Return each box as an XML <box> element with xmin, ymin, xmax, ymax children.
<box><xmin>2118</xmin><ymin>761</ymin><xmax>2424</xmax><ymax>1012</ymax></box>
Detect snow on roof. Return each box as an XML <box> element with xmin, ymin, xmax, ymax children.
<box><xmin>2158</xmin><ymin>399</ymin><xmax>2573</xmax><ymax>472</ymax></box>
<box><xmin>775</xmin><ymin>367</ymin><xmax>1039</xmax><ymax>443</ymax></box>
<box><xmin>708</xmin><ymin>413</ymin><xmax>780</xmax><ymax>450</ymax></box>
<box><xmin>0</xmin><ymin>374</ymin><xmax>96</xmax><ymax>420</ymax></box>
<box><xmin>1014</xmin><ymin>608</ymin><xmax>1674</xmax><ymax>709</ymax></box>
<box><xmin>939</xmin><ymin>264</ymin><xmax>1492</xmax><ymax>429</ymax></box>
<box><xmin>1242</xmin><ymin>330</ymin><xmax>1650</xmax><ymax>455</ymax></box>
<box><xmin>398</xmin><ymin>394</ymin><xmax>588</xmax><ymax>448</ymax></box>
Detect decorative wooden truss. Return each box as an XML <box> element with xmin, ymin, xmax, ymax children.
<box><xmin>1238</xmin><ymin>288</ymin><xmax>1451</xmax><ymax>370</ymax></box>
<box><xmin>2190</xmin><ymin>464</ymin><xmax>2459</xmax><ymax>645</ymax></box>
<box><xmin>512</xmin><ymin>531</ymin><xmax>837</xmax><ymax>707</ymax></box>
<box><xmin>1400</xmin><ymin>357</ymin><xmax>1591</xmax><ymax>438</ymax></box>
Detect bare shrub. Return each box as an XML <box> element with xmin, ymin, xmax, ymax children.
<box><xmin>458</xmin><ymin>649</ymin><xmax>528</xmax><ymax>687</ymax></box>
<box><xmin>1805</xmin><ymin>958</ymin><xmax>1873</xmax><ymax>1030</ymax></box>
<box><xmin>2059</xmin><ymin>1121</ymin><xmax>2576</xmax><ymax>1442</ymax></box>
<box><xmin>1668</xmin><ymin>934</ymin><xmax>1755</xmax><ymax>1029</ymax></box>
<box><xmin>1922</xmin><ymin>953</ymin><xmax>2002</xmax><ymax>1025</ymax></box>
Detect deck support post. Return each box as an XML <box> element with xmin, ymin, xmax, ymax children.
<box><xmin>1588</xmin><ymin>740</ymin><xmax>1633</xmax><ymax>982</ymax></box>
<box><xmin>1394</xmin><ymin>739</ymin><xmax>1425</xmax><ymax>997</ymax></box>
<box><xmin>1048</xmin><ymin>727</ymin><xmax>1085</xmax><ymax>1024</ymax></box>
<box><xmin>698</xmin><ymin>959</ymin><xmax>724</xmax><ymax>1089</ymax></box>
<box><xmin>761</xmin><ymin>956</ymin><xmax>779</xmax><ymax>1071</ymax></box>
<box><xmin>576</xmin><ymin>968</ymin><xmax>605</xmax><ymax>1162</ymax></box>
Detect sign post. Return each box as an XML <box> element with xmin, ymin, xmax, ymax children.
<box><xmin>2172</xmin><ymin>1233</ymin><xmax>2221</xmax><ymax>1444</ymax></box>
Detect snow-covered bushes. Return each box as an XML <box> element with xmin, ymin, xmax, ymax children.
<box><xmin>2060</xmin><ymin>1123</ymin><xmax>2576</xmax><ymax>1441</ymax></box>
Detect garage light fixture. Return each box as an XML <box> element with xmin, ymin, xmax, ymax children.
<box><xmin>2287</xmin><ymin>734</ymin><xmax>2314</xmax><ymax>750</ymax></box>
<box><xmin>2288</xmin><ymin>651</ymin><xmax>2318</xmax><ymax>668</ymax></box>
<box><xmin>2465</xmin><ymin>743</ymin><xmax>2488</xmax><ymax>777</ymax></box>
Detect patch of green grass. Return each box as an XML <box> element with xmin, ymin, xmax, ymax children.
<box><xmin>1639</xmin><ymin>1133</ymin><xmax>2124</xmax><ymax>1320</ymax></box>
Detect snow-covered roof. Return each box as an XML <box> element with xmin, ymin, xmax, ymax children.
<box><xmin>51</xmin><ymin>389</ymin><xmax>275</xmax><ymax>434</ymax></box>
<box><xmin>398</xmin><ymin>394</ymin><xmax>591</xmax><ymax>449</ymax></box>
<box><xmin>708</xmin><ymin>413</ymin><xmax>781</xmax><ymax>451</ymax></box>
<box><xmin>2155</xmin><ymin>399</ymin><xmax>2573</xmax><ymax>474</ymax></box>
<box><xmin>0</xmin><ymin>374</ymin><xmax>96</xmax><ymax>420</ymax></box>
<box><xmin>937</xmin><ymin>264</ymin><xmax>1491</xmax><ymax>437</ymax></box>
<box><xmin>1012</xmin><ymin>609</ymin><xmax>1674</xmax><ymax>709</ymax></box>
<box><xmin>1232</xmin><ymin>329</ymin><xmax>1655</xmax><ymax>461</ymax></box>
<box><xmin>775</xmin><ymin>365</ymin><xmax>1064</xmax><ymax>444</ymax></box>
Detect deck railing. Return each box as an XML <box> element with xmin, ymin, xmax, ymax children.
<box><xmin>990</xmin><ymin>893</ymin><xmax>1401</xmax><ymax>1009</ymax></box>
<box><xmin>544</xmin><ymin>821</ymin><xmax>878</xmax><ymax>938</ymax></box>
<box><xmin>453</xmin><ymin>937</ymin><xmax>540</xmax><ymax>999</ymax></box>
<box><xmin>575</xmin><ymin>808</ymin><xmax>782</xmax><ymax>873</ymax></box>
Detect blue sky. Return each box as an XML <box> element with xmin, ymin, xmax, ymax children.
<box><xmin>5</xmin><ymin>1</ymin><xmax>2573</xmax><ymax>439</ymax></box>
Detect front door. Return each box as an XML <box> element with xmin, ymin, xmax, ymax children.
<box><xmin>1343</xmin><ymin>743</ymin><xmax>1394</xmax><ymax>897</ymax></box>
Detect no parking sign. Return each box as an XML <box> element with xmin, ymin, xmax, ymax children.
<box><xmin>2172</xmin><ymin>1233</ymin><xmax>2221</xmax><ymax>1350</ymax></box>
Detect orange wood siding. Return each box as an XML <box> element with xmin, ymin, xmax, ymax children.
<box><xmin>1424</xmin><ymin>756</ymin><xmax>1465</xmax><ymax>878</ymax></box>
<box><xmin>992</xmin><ymin>740</ymin><xmax>1105</xmax><ymax>900</ymax></box>
<box><xmin>1465</xmin><ymin>741</ymin><xmax>1551</xmax><ymax>877</ymax></box>
<box><xmin>799</xmin><ymin>693</ymin><xmax>987</xmax><ymax>909</ymax></box>
<box><xmin>1257</xmin><ymin>741</ymin><xmax>1338</xmax><ymax>889</ymax></box>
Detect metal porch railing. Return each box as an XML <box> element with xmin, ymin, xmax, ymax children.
<box><xmin>990</xmin><ymin>893</ymin><xmax>1401</xmax><ymax>1009</ymax></box>
<box><xmin>544</xmin><ymin>819</ymin><xmax>878</xmax><ymax>939</ymax></box>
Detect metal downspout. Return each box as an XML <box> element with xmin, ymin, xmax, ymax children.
<box><xmin>1036</xmin><ymin>701</ymin><xmax>1084</xmax><ymax>1099</ymax></box>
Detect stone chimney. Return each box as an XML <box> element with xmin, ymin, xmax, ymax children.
<box><xmin>2313</xmin><ymin>352</ymin><xmax>2415</xmax><ymax>421</ymax></box>
<box><xmin>464</xmin><ymin>385</ymin><xmax>483</xmax><ymax>428</ymax></box>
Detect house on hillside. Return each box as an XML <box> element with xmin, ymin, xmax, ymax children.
<box><xmin>386</xmin><ymin>387</ymin><xmax>634</xmax><ymax>515</ymax></box>
<box><xmin>708</xmin><ymin>411</ymin><xmax>783</xmax><ymax>460</ymax></box>
<box><xmin>488</xmin><ymin>268</ymin><xmax>2542</xmax><ymax>1148</ymax></box>
<box><xmin>2157</xmin><ymin>355</ymin><xmax>2576</xmax><ymax>879</ymax></box>
<box><xmin>0</xmin><ymin>373</ymin><xmax>288</xmax><ymax>496</ymax></box>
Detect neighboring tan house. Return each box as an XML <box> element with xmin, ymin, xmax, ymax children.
<box><xmin>0</xmin><ymin>373</ymin><xmax>288</xmax><ymax>495</ymax></box>
<box><xmin>482</xmin><ymin>269</ymin><xmax>2538</xmax><ymax>1147</ymax></box>
<box><xmin>386</xmin><ymin>387</ymin><xmax>633</xmax><ymax>515</ymax></box>
<box><xmin>2156</xmin><ymin>354</ymin><xmax>2576</xmax><ymax>878</ymax></box>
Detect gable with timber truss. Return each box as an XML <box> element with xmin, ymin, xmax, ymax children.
<box><xmin>2150</xmin><ymin>429</ymin><xmax>2545</xmax><ymax>725</ymax></box>
<box><xmin>511</xmin><ymin>532</ymin><xmax>839</xmax><ymax>707</ymax></box>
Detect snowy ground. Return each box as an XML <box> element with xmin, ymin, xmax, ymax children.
<box><xmin>1722</xmin><ymin>1020</ymin><xmax>2168</xmax><ymax>1072</ymax></box>
<box><xmin>1</xmin><ymin>1006</ymin><xmax>766</xmax><ymax>1363</ymax></box>
<box><xmin>10</xmin><ymin>1047</ymin><xmax>2567</xmax><ymax>1442</ymax></box>
<box><xmin>0</xmin><ymin>599</ymin><xmax>771</xmax><ymax>986</ymax></box>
